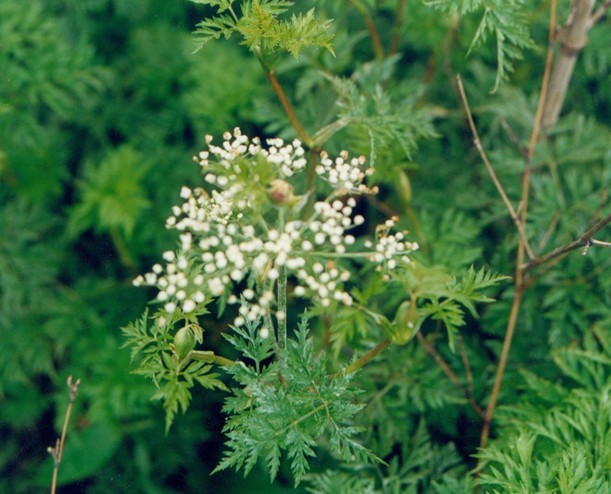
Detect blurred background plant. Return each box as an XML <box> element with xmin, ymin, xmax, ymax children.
<box><xmin>0</xmin><ymin>0</ymin><xmax>609</xmax><ymax>492</ymax></box>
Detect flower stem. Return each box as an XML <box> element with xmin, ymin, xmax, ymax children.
<box><xmin>258</xmin><ymin>58</ymin><xmax>313</xmax><ymax>148</ymax></box>
<box><xmin>109</xmin><ymin>226</ymin><xmax>137</xmax><ymax>275</ymax></box>
<box><xmin>48</xmin><ymin>376</ymin><xmax>80</xmax><ymax>494</ymax></box>
<box><xmin>278</xmin><ymin>264</ymin><xmax>288</xmax><ymax>350</ymax></box>
<box><xmin>344</xmin><ymin>339</ymin><xmax>391</xmax><ymax>375</ymax></box>
<box><xmin>190</xmin><ymin>350</ymin><xmax>236</xmax><ymax>367</ymax></box>
<box><xmin>276</xmin><ymin>208</ymin><xmax>288</xmax><ymax>350</ymax></box>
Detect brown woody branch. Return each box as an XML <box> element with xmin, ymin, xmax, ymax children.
<box><xmin>478</xmin><ymin>0</ymin><xmax>559</xmax><ymax>452</ymax></box>
<box><xmin>541</xmin><ymin>0</ymin><xmax>596</xmax><ymax>128</ymax></box>
<box><xmin>523</xmin><ymin>213</ymin><xmax>611</xmax><ymax>271</ymax></box>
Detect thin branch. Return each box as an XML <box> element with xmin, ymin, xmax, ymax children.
<box><xmin>590</xmin><ymin>239</ymin><xmax>611</xmax><ymax>247</ymax></box>
<box><xmin>191</xmin><ymin>350</ymin><xmax>237</xmax><ymax>367</ymax></box>
<box><xmin>389</xmin><ymin>0</ymin><xmax>407</xmax><ymax>55</ymax></box>
<box><xmin>48</xmin><ymin>376</ymin><xmax>81</xmax><ymax>494</ymax></box>
<box><xmin>480</xmin><ymin>288</ymin><xmax>524</xmax><ymax>449</ymax></box>
<box><xmin>458</xmin><ymin>335</ymin><xmax>475</xmax><ymax>396</ymax></box>
<box><xmin>350</xmin><ymin>0</ymin><xmax>384</xmax><ymax>60</ymax></box>
<box><xmin>523</xmin><ymin>213</ymin><xmax>611</xmax><ymax>271</ymax></box>
<box><xmin>417</xmin><ymin>333</ymin><xmax>484</xmax><ymax>419</ymax></box>
<box><xmin>499</xmin><ymin>117</ymin><xmax>528</xmax><ymax>160</ymax></box>
<box><xmin>264</xmin><ymin>69</ymin><xmax>313</xmax><ymax>148</ymax></box>
<box><xmin>344</xmin><ymin>339</ymin><xmax>391</xmax><ymax>375</ymax></box>
<box><xmin>528</xmin><ymin>0</ymin><xmax>557</xmax><ymax>158</ymax></box>
<box><xmin>542</xmin><ymin>0</ymin><xmax>596</xmax><ymax>128</ymax></box>
<box><xmin>456</xmin><ymin>75</ymin><xmax>535</xmax><ymax>260</ymax></box>
<box><xmin>588</xmin><ymin>0</ymin><xmax>611</xmax><ymax>27</ymax></box>
<box><xmin>277</xmin><ymin>264</ymin><xmax>288</xmax><ymax>350</ymax></box>
<box><xmin>536</xmin><ymin>211</ymin><xmax>561</xmax><ymax>253</ymax></box>
<box><xmin>479</xmin><ymin>0</ymin><xmax>561</xmax><ymax>452</ymax></box>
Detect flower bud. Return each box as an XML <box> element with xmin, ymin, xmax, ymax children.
<box><xmin>268</xmin><ymin>179</ymin><xmax>294</xmax><ymax>205</ymax></box>
<box><xmin>174</xmin><ymin>326</ymin><xmax>196</xmax><ymax>359</ymax></box>
<box><xmin>391</xmin><ymin>299</ymin><xmax>421</xmax><ymax>345</ymax></box>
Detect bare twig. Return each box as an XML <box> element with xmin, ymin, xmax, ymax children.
<box><xmin>479</xmin><ymin>0</ymin><xmax>559</xmax><ymax>452</ymax></box>
<box><xmin>524</xmin><ymin>213</ymin><xmax>611</xmax><ymax>271</ymax></box>
<box><xmin>536</xmin><ymin>211</ymin><xmax>562</xmax><ymax>253</ymax></box>
<box><xmin>350</xmin><ymin>0</ymin><xmax>384</xmax><ymax>59</ymax></box>
<box><xmin>390</xmin><ymin>0</ymin><xmax>407</xmax><ymax>55</ymax></box>
<box><xmin>479</xmin><ymin>289</ymin><xmax>523</xmax><ymax>449</ymax></box>
<box><xmin>417</xmin><ymin>333</ymin><xmax>484</xmax><ymax>418</ymax></box>
<box><xmin>542</xmin><ymin>0</ymin><xmax>596</xmax><ymax>128</ymax></box>
<box><xmin>499</xmin><ymin>117</ymin><xmax>528</xmax><ymax>160</ymax></box>
<box><xmin>588</xmin><ymin>0</ymin><xmax>611</xmax><ymax>27</ymax></box>
<box><xmin>456</xmin><ymin>75</ymin><xmax>535</xmax><ymax>260</ymax></box>
<box><xmin>48</xmin><ymin>376</ymin><xmax>81</xmax><ymax>494</ymax></box>
<box><xmin>458</xmin><ymin>335</ymin><xmax>475</xmax><ymax>396</ymax></box>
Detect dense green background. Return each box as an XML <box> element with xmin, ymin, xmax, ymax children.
<box><xmin>1</xmin><ymin>1</ymin><xmax>609</xmax><ymax>492</ymax></box>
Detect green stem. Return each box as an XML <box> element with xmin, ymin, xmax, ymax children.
<box><xmin>109</xmin><ymin>226</ymin><xmax>138</xmax><ymax>274</ymax></box>
<box><xmin>277</xmin><ymin>208</ymin><xmax>288</xmax><ymax>350</ymax></box>
<box><xmin>255</xmin><ymin>50</ymin><xmax>313</xmax><ymax>148</ymax></box>
<box><xmin>344</xmin><ymin>339</ymin><xmax>391</xmax><ymax>375</ymax></box>
<box><xmin>389</xmin><ymin>0</ymin><xmax>407</xmax><ymax>55</ymax></box>
<box><xmin>190</xmin><ymin>350</ymin><xmax>236</xmax><ymax>367</ymax></box>
<box><xmin>275</xmin><ymin>402</ymin><xmax>327</xmax><ymax>437</ymax></box>
<box><xmin>349</xmin><ymin>0</ymin><xmax>384</xmax><ymax>60</ymax></box>
<box><xmin>278</xmin><ymin>265</ymin><xmax>288</xmax><ymax>350</ymax></box>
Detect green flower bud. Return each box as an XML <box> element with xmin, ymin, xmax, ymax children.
<box><xmin>174</xmin><ymin>326</ymin><xmax>196</xmax><ymax>359</ymax></box>
<box><xmin>392</xmin><ymin>299</ymin><xmax>422</xmax><ymax>345</ymax></box>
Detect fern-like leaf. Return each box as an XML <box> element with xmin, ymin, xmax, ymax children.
<box><xmin>215</xmin><ymin>318</ymin><xmax>380</xmax><ymax>485</ymax></box>
<box><xmin>423</xmin><ymin>0</ymin><xmax>534</xmax><ymax>91</ymax></box>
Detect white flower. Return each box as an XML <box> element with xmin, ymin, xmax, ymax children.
<box><xmin>135</xmin><ymin>129</ymin><xmax>419</xmax><ymax>329</ymax></box>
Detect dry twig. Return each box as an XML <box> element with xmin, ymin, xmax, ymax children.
<box><xmin>48</xmin><ymin>376</ymin><xmax>81</xmax><ymax>494</ymax></box>
<box><xmin>455</xmin><ymin>75</ymin><xmax>535</xmax><ymax>260</ymax></box>
<box><xmin>417</xmin><ymin>333</ymin><xmax>484</xmax><ymax>419</ymax></box>
<box><xmin>524</xmin><ymin>213</ymin><xmax>611</xmax><ymax>271</ymax></box>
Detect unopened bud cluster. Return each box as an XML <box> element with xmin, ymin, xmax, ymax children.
<box><xmin>133</xmin><ymin>129</ymin><xmax>418</xmax><ymax>325</ymax></box>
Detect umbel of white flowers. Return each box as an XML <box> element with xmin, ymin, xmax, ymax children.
<box><xmin>133</xmin><ymin>128</ymin><xmax>418</xmax><ymax>326</ymax></box>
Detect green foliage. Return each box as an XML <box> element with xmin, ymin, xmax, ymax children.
<box><xmin>388</xmin><ymin>264</ymin><xmax>509</xmax><ymax>350</ymax></box>
<box><xmin>477</xmin><ymin>327</ymin><xmax>611</xmax><ymax>493</ymax></box>
<box><xmin>184</xmin><ymin>41</ymin><xmax>266</xmax><ymax>136</ymax></box>
<box><xmin>423</xmin><ymin>0</ymin><xmax>534</xmax><ymax>91</ymax></box>
<box><xmin>191</xmin><ymin>0</ymin><xmax>334</xmax><ymax>58</ymax></box>
<box><xmin>215</xmin><ymin>318</ymin><xmax>380</xmax><ymax>485</ymax></box>
<box><xmin>305</xmin><ymin>420</ymin><xmax>473</xmax><ymax>493</ymax></box>
<box><xmin>70</xmin><ymin>146</ymin><xmax>151</xmax><ymax>238</ymax></box>
<box><xmin>0</xmin><ymin>197</ymin><xmax>65</xmax><ymax>394</ymax></box>
<box><xmin>321</xmin><ymin>55</ymin><xmax>437</xmax><ymax>163</ymax></box>
<box><xmin>122</xmin><ymin>310</ymin><xmax>227</xmax><ymax>432</ymax></box>
<box><xmin>1</xmin><ymin>0</ymin><xmax>609</xmax><ymax>491</ymax></box>
<box><xmin>0</xmin><ymin>1</ymin><xmax>108</xmax><ymax>201</ymax></box>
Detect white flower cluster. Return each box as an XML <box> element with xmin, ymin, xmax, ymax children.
<box><xmin>315</xmin><ymin>150</ymin><xmax>376</xmax><ymax>194</ymax></box>
<box><xmin>197</xmin><ymin>128</ymin><xmax>307</xmax><ymax>181</ymax></box>
<box><xmin>133</xmin><ymin>129</ymin><xmax>418</xmax><ymax>325</ymax></box>
<box><xmin>365</xmin><ymin>217</ymin><xmax>418</xmax><ymax>275</ymax></box>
